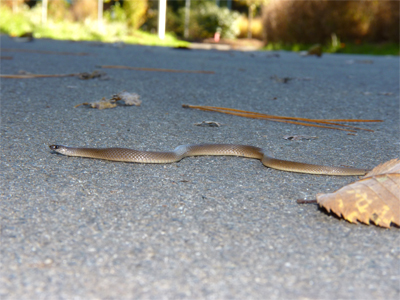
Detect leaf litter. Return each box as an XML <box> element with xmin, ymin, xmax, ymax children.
<box><xmin>74</xmin><ymin>91</ymin><xmax>141</xmax><ymax>109</ymax></box>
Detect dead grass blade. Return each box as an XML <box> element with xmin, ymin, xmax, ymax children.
<box><xmin>0</xmin><ymin>71</ymin><xmax>105</xmax><ymax>79</ymax></box>
<box><xmin>0</xmin><ymin>73</ymin><xmax>79</xmax><ymax>79</ymax></box>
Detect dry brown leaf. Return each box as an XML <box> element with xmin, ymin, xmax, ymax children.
<box><xmin>299</xmin><ymin>44</ymin><xmax>322</xmax><ymax>57</ymax></box>
<box><xmin>307</xmin><ymin>44</ymin><xmax>323</xmax><ymax>57</ymax></box>
<box><xmin>74</xmin><ymin>97</ymin><xmax>117</xmax><ymax>109</ymax></box>
<box><xmin>78</xmin><ymin>71</ymin><xmax>108</xmax><ymax>80</ymax></box>
<box><xmin>74</xmin><ymin>91</ymin><xmax>140</xmax><ymax>109</ymax></box>
<box><xmin>316</xmin><ymin>159</ymin><xmax>400</xmax><ymax>228</ymax></box>
<box><xmin>270</xmin><ymin>75</ymin><xmax>293</xmax><ymax>83</ymax></box>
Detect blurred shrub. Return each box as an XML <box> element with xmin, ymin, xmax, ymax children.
<box><xmin>237</xmin><ymin>15</ymin><xmax>263</xmax><ymax>39</ymax></box>
<box><xmin>1</xmin><ymin>0</ymin><xmax>25</xmax><ymax>11</ymax></box>
<box><xmin>104</xmin><ymin>1</ymin><xmax>127</xmax><ymax>23</ymax></box>
<box><xmin>71</xmin><ymin>0</ymin><xmax>97</xmax><ymax>21</ymax></box>
<box><xmin>48</xmin><ymin>0</ymin><xmax>72</xmax><ymax>22</ymax></box>
<box><xmin>123</xmin><ymin>0</ymin><xmax>148</xmax><ymax>30</ymax></box>
<box><xmin>2</xmin><ymin>0</ymin><xmax>71</xmax><ymax>23</ymax></box>
<box><xmin>262</xmin><ymin>0</ymin><xmax>399</xmax><ymax>44</ymax></box>
<box><xmin>178</xmin><ymin>2</ymin><xmax>240</xmax><ymax>39</ymax></box>
<box><xmin>0</xmin><ymin>3</ymin><xmax>34</xmax><ymax>35</ymax></box>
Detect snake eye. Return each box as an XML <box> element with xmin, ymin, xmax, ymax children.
<box><xmin>49</xmin><ymin>145</ymin><xmax>59</xmax><ymax>150</ymax></box>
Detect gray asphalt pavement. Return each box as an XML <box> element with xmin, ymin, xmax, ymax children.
<box><xmin>1</xmin><ymin>35</ymin><xmax>399</xmax><ymax>300</ymax></box>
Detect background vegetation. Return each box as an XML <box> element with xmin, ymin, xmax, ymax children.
<box><xmin>262</xmin><ymin>0</ymin><xmax>399</xmax><ymax>53</ymax></box>
<box><xmin>0</xmin><ymin>0</ymin><xmax>398</xmax><ymax>55</ymax></box>
<box><xmin>177</xmin><ymin>1</ymin><xmax>240</xmax><ymax>39</ymax></box>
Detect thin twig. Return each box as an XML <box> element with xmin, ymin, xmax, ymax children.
<box><xmin>296</xmin><ymin>199</ymin><xmax>318</xmax><ymax>204</ymax></box>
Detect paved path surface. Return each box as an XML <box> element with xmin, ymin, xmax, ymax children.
<box><xmin>1</xmin><ymin>35</ymin><xmax>399</xmax><ymax>300</ymax></box>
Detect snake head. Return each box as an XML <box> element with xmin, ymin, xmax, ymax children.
<box><xmin>49</xmin><ymin>145</ymin><xmax>68</xmax><ymax>155</ymax></box>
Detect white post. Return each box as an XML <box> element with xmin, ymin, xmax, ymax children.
<box><xmin>98</xmin><ymin>0</ymin><xmax>103</xmax><ymax>30</ymax></box>
<box><xmin>41</xmin><ymin>0</ymin><xmax>48</xmax><ymax>24</ymax></box>
<box><xmin>158</xmin><ymin>0</ymin><xmax>167</xmax><ymax>40</ymax></box>
<box><xmin>184</xmin><ymin>0</ymin><xmax>191</xmax><ymax>39</ymax></box>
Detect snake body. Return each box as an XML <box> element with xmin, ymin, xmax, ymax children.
<box><xmin>49</xmin><ymin>144</ymin><xmax>368</xmax><ymax>176</ymax></box>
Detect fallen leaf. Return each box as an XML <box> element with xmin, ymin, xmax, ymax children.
<box><xmin>307</xmin><ymin>44</ymin><xmax>323</xmax><ymax>57</ymax></box>
<box><xmin>74</xmin><ymin>97</ymin><xmax>117</xmax><ymax>109</ymax></box>
<box><xmin>363</xmin><ymin>158</ymin><xmax>400</xmax><ymax>177</ymax></box>
<box><xmin>270</xmin><ymin>75</ymin><xmax>293</xmax><ymax>83</ymax></box>
<box><xmin>300</xmin><ymin>44</ymin><xmax>323</xmax><ymax>57</ymax></box>
<box><xmin>173</xmin><ymin>46</ymin><xmax>191</xmax><ymax>50</ymax></box>
<box><xmin>74</xmin><ymin>91</ymin><xmax>141</xmax><ymax>109</ymax></box>
<box><xmin>316</xmin><ymin>159</ymin><xmax>400</xmax><ymax>228</ymax></box>
<box><xmin>78</xmin><ymin>70</ymin><xmax>108</xmax><ymax>80</ymax></box>
<box><xmin>112</xmin><ymin>91</ymin><xmax>141</xmax><ymax>106</ymax></box>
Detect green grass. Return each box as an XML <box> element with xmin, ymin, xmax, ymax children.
<box><xmin>263</xmin><ymin>41</ymin><xmax>399</xmax><ymax>56</ymax></box>
<box><xmin>334</xmin><ymin>42</ymin><xmax>399</xmax><ymax>56</ymax></box>
<box><xmin>0</xmin><ymin>4</ymin><xmax>189</xmax><ymax>47</ymax></box>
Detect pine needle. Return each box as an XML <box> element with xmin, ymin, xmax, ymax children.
<box><xmin>182</xmin><ymin>104</ymin><xmax>381</xmax><ymax>132</ymax></box>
